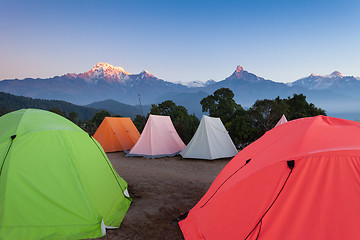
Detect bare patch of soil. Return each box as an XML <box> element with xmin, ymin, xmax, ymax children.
<box><xmin>98</xmin><ymin>152</ymin><xmax>230</xmax><ymax>240</ymax></box>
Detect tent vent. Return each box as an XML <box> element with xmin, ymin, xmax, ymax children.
<box><xmin>287</xmin><ymin>160</ymin><xmax>295</xmax><ymax>169</ymax></box>
<box><xmin>246</xmin><ymin>159</ymin><xmax>251</xmax><ymax>164</ymax></box>
<box><xmin>0</xmin><ymin>135</ymin><xmax>17</xmax><ymax>178</ymax></box>
<box><xmin>173</xmin><ymin>211</ymin><xmax>189</xmax><ymax>225</ymax></box>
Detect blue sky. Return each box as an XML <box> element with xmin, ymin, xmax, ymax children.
<box><xmin>1</xmin><ymin>0</ymin><xmax>359</xmax><ymax>83</ymax></box>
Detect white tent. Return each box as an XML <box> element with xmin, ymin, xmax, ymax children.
<box><xmin>275</xmin><ymin>114</ymin><xmax>288</xmax><ymax>127</ymax></box>
<box><xmin>180</xmin><ymin>115</ymin><xmax>238</xmax><ymax>160</ymax></box>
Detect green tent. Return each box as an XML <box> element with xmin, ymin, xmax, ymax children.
<box><xmin>0</xmin><ymin>109</ymin><xmax>131</xmax><ymax>239</ymax></box>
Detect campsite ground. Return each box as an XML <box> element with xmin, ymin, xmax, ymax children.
<box><xmin>97</xmin><ymin>152</ymin><xmax>230</xmax><ymax>240</ymax></box>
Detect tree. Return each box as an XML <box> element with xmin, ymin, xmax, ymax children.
<box><xmin>285</xmin><ymin>94</ymin><xmax>326</xmax><ymax>119</ymax></box>
<box><xmin>49</xmin><ymin>107</ymin><xmax>66</xmax><ymax>117</ymax></box>
<box><xmin>150</xmin><ymin>101</ymin><xmax>180</xmax><ymax>117</ymax></box>
<box><xmin>0</xmin><ymin>107</ymin><xmax>9</xmax><ymax>117</ymax></box>
<box><xmin>68</xmin><ymin>111</ymin><xmax>78</xmax><ymax>124</ymax></box>
<box><xmin>82</xmin><ymin>119</ymin><xmax>96</xmax><ymax>135</ymax></box>
<box><xmin>91</xmin><ymin>110</ymin><xmax>110</xmax><ymax>127</ymax></box>
<box><xmin>248</xmin><ymin>97</ymin><xmax>289</xmax><ymax>132</ymax></box>
<box><xmin>133</xmin><ymin>114</ymin><xmax>146</xmax><ymax>133</ymax></box>
<box><xmin>225</xmin><ymin>107</ymin><xmax>256</xmax><ymax>148</ymax></box>
<box><xmin>227</xmin><ymin>94</ymin><xmax>326</xmax><ymax>147</ymax></box>
<box><xmin>200</xmin><ymin>88</ymin><xmax>239</xmax><ymax>125</ymax></box>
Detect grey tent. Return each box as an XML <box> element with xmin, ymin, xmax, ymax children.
<box><xmin>180</xmin><ymin>115</ymin><xmax>238</xmax><ymax>160</ymax></box>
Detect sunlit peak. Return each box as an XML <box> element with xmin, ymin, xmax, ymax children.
<box><xmin>236</xmin><ymin>65</ymin><xmax>244</xmax><ymax>72</ymax></box>
<box><xmin>140</xmin><ymin>70</ymin><xmax>154</xmax><ymax>78</ymax></box>
<box><xmin>92</xmin><ymin>62</ymin><xmax>129</xmax><ymax>74</ymax></box>
<box><xmin>330</xmin><ymin>71</ymin><xmax>343</xmax><ymax>78</ymax></box>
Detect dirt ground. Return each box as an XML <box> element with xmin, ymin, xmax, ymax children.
<box><xmin>98</xmin><ymin>152</ymin><xmax>230</xmax><ymax>240</ymax></box>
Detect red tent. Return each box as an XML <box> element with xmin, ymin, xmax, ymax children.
<box><xmin>180</xmin><ymin>115</ymin><xmax>360</xmax><ymax>240</ymax></box>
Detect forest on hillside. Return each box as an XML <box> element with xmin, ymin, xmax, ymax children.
<box><xmin>0</xmin><ymin>89</ymin><xmax>325</xmax><ymax>148</ymax></box>
<box><xmin>0</xmin><ymin>91</ymin><xmax>98</xmax><ymax>121</ymax></box>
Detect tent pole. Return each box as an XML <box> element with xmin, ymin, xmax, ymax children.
<box><xmin>138</xmin><ymin>93</ymin><xmax>146</xmax><ymax>126</ymax></box>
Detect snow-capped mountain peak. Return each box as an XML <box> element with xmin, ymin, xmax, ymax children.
<box><xmin>181</xmin><ymin>80</ymin><xmax>212</xmax><ymax>87</ymax></box>
<box><xmin>328</xmin><ymin>71</ymin><xmax>343</xmax><ymax>78</ymax></box>
<box><xmin>182</xmin><ymin>81</ymin><xmax>205</xmax><ymax>87</ymax></box>
<box><xmin>180</xmin><ymin>79</ymin><xmax>216</xmax><ymax>88</ymax></box>
<box><xmin>290</xmin><ymin>70</ymin><xmax>357</xmax><ymax>90</ymax></box>
<box><xmin>139</xmin><ymin>70</ymin><xmax>154</xmax><ymax>79</ymax></box>
<box><xmin>91</xmin><ymin>62</ymin><xmax>128</xmax><ymax>75</ymax></box>
<box><xmin>86</xmin><ymin>62</ymin><xmax>129</xmax><ymax>82</ymax></box>
<box><xmin>307</xmin><ymin>71</ymin><xmax>343</xmax><ymax>79</ymax></box>
<box><xmin>65</xmin><ymin>62</ymin><xmax>130</xmax><ymax>84</ymax></box>
<box><xmin>226</xmin><ymin>65</ymin><xmax>264</xmax><ymax>82</ymax></box>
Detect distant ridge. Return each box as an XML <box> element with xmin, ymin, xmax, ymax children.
<box><xmin>289</xmin><ymin>71</ymin><xmax>359</xmax><ymax>90</ymax></box>
<box><xmin>0</xmin><ymin>91</ymin><xmax>98</xmax><ymax>120</ymax></box>
<box><xmin>85</xmin><ymin>99</ymin><xmax>150</xmax><ymax>119</ymax></box>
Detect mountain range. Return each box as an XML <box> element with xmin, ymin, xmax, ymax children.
<box><xmin>1</xmin><ymin>62</ymin><xmax>360</xmax><ymax>119</ymax></box>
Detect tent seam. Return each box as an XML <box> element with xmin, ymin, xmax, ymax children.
<box><xmin>204</xmin><ymin>117</ymin><xmax>213</xmax><ymax>160</ymax></box>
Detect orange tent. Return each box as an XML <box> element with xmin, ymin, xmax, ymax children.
<box><xmin>180</xmin><ymin>115</ymin><xmax>360</xmax><ymax>239</ymax></box>
<box><xmin>93</xmin><ymin>117</ymin><xmax>140</xmax><ymax>152</ymax></box>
